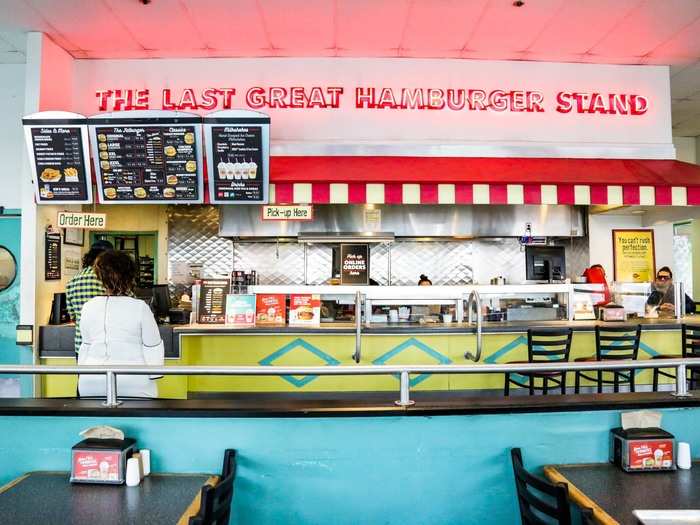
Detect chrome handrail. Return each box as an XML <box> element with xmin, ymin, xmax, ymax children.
<box><xmin>464</xmin><ymin>290</ymin><xmax>482</xmax><ymax>361</ymax></box>
<box><xmin>353</xmin><ymin>291</ymin><xmax>362</xmax><ymax>363</ymax></box>
<box><xmin>6</xmin><ymin>357</ymin><xmax>699</xmax><ymax>408</ymax></box>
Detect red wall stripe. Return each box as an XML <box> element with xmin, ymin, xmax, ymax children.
<box><xmin>385</xmin><ymin>183</ymin><xmax>403</xmax><ymax>204</ymax></box>
<box><xmin>420</xmin><ymin>184</ymin><xmax>439</xmax><ymax>204</ymax></box>
<box><xmin>348</xmin><ymin>183</ymin><xmax>366</xmax><ymax>204</ymax></box>
<box><xmin>490</xmin><ymin>184</ymin><xmax>508</xmax><ymax>204</ymax></box>
<box><xmin>455</xmin><ymin>184</ymin><xmax>473</xmax><ymax>204</ymax></box>
<box><xmin>687</xmin><ymin>187</ymin><xmax>700</xmax><ymax>206</ymax></box>
<box><xmin>655</xmin><ymin>186</ymin><xmax>672</xmax><ymax>205</ymax></box>
<box><xmin>275</xmin><ymin>183</ymin><xmax>293</xmax><ymax>204</ymax></box>
<box><xmin>556</xmin><ymin>184</ymin><xmax>575</xmax><ymax>205</ymax></box>
<box><xmin>590</xmin><ymin>185</ymin><xmax>608</xmax><ymax>205</ymax></box>
<box><xmin>523</xmin><ymin>185</ymin><xmax>541</xmax><ymax>204</ymax></box>
<box><xmin>622</xmin><ymin>185</ymin><xmax>640</xmax><ymax>205</ymax></box>
<box><xmin>312</xmin><ymin>183</ymin><xmax>330</xmax><ymax>203</ymax></box>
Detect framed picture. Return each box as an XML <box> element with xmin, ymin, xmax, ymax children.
<box><xmin>63</xmin><ymin>228</ymin><xmax>85</xmax><ymax>247</ymax></box>
<box><xmin>612</xmin><ymin>229</ymin><xmax>656</xmax><ymax>283</ymax></box>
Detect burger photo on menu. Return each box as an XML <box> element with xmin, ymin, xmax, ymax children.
<box><xmin>289</xmin><ymin>294</ymin><xmax>321</xmax><ymax>327</ymax></box>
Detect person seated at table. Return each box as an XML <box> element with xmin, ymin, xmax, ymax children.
<box><xmin>77</xmin><ymin>250</ymin><xmax>164</xmax><ymax>399</ymax></box>
<box><xmin>646</xmin><ymin>267</ymin><xmax>694</xmax><ymax>318</ymax></box>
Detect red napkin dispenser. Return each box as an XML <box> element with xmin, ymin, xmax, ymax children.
<box><xmin>610</xmin><ymin>427</ymin><xmax>675</xmax><ymax>472</ymax></box>
<box><xmin>70</xmin><ymin>437</ymin><xmax>137</xmax><ymax>484</ymax></box>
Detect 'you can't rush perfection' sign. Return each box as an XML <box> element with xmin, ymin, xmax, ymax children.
<box><xmin>612</xmin><ymin>229</ymin><xmax>655</xmax><ymax>282</ymax></box>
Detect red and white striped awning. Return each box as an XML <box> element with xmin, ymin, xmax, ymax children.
<box><xmin>268</xmin><ymin>157</ymin><xmax>700</xmax><ymax>206</ymax></box>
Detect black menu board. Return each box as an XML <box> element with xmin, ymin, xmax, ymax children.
<box><xmin>204</xmin><ymin>111</ymin><xmax>270</xmax><ymax>204</ymax></box>
<box><xmin>88</xmin><ymin>112</ymin><xmax>203</xmax><ymax>204</ymax></box>
<box><xmin>340</xmin><ymin>244</ymin><xmax>370</xmax><ymax>285</ymax></box>
<box><xmin>23</xmin><ymin>113</ymin><xmax>92</xmax><ymax>204</ymax></box>
<box><xmin>45</xmin><ymin>232</ymin><xmax>61</xmax><ymax>281</ymax></box>
<box><xmin>197</xmin><ymin>279</ymin><xmax>230</xmax><ymax>324</ymax></box>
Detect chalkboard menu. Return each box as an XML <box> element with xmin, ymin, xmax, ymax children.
<box><xmin>197</xmin><ymin>279</ymin><xmax>231</xmax><ymax>324</ymax></box>
<box><xmin>22</xmin><ymin>112</ymin><xmax>92</xmax><ymax>204</ymax></box>
<box><xmin>340</xmin><ymin>244</ymin><xmax>370</xmax><ymax>285</ymax></box>
<box><xmin>204</xmin><ymin>110</ymin><xmax>270</xmax><ymax>204</ymax></box>
<box><xmin>88</xmin><ymin>111</ymin><xmax>204</xmax><ymax>204</ymax></box>
<box><xmin>45</xmin><ymin>232</ymin><xmax>61</xmax><ymax>281</ymax></box>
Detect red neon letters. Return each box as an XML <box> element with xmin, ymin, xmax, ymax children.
<box><xmin>94</xmin><ymin>87</ymin><xmax>649</xmax><ymax>116</ymax></box>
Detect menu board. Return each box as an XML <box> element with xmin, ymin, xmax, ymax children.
<box><xmin>45</xmin><ymin>232</ymin><xmax>61</xmax><ymax>281</ymax></box>
<box><xmin>256</xmin><ymin>294</ymin><xmax>286</xmax><ymax>326</ymax></box>
<box><xmin>22</xmin><ymin>112</ymin><xmax>92</xmax><ymax>204</ymax></box>
<box><xmin>225</xmin><ymin>294</ymin><xmax>256</xmax><ymax>327</ymax></box>
<box><xmin>197</xmin><ymin>279</ymin><xmax>230</xmax><ymax>324</ymax></box>
<box><xmin>340</xmin><ymin>244</ymin><xmax>370</xmax><ymax>285</ymax></box>
<box><xmin>89</xmin><ymin>111</ymin><xmax>203</xmax><ymax>204</ymax></box>
<box><xmin>204</xmin><ymin>110</ymin><xmax>270</xmax><ymax>204</ymax></box>
<box><xmin>289</xmin><ymin>294</ymin><xmax>321</xmax><ymax>327</ymax></box>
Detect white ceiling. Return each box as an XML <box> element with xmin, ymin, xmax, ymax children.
<box><xmin>1</xmin><ymin>0</ymin><xmax>700</xmax><ymax>135</ymax></box>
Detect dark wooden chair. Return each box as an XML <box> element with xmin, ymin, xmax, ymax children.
<box><xmin>580</xmin><ymin>507</ymin><xmax>596</xmax><ymax>524</ymax></box>
<box><xmin>510</xmin><ymin>448</ymin><xmax>572</xmax><ymax>525</ymax></box>
<box><xmin>574</xmin><ymin>325</ymin><xmax>641</xmax><ymax>393</ymax></box>
<box><xmin>653</xmin><ymin>324</ymin><xmax>700</xmax><ymax>391</ymax></box>
<box><xmin>505</xmin><ymin>328</ymin><xmax>573</xmax><ymax>396</ymax></box>
<box><xmin>189</xmin><ymin>449</ymin><xmax>237</xmax><ymax>525</ymax></box>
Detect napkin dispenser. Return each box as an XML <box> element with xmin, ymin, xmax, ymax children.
<box><xmin>70</xmin><ymin>437</ymin><xmax>137</xmax><ymax>484</ymax></box>
<box><xmin>610</xmin><ymin>427</ymin><xmax>675</xmax><ymax>472</ymax></box>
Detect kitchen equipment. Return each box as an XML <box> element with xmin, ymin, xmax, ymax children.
<box><xmin>610</xmin><ymin>427</ymin><xmax>675</xmax><ymax>472</ymax></box>
<box><xmin>71</xmin><ymin>437</ymin><xmax>137</xmax><ymax>484</ymax></box>
<box><xmin>490</xmin><ymin>276</ymin><xmax>507</xmax><ymax>285</ymax></box>
<box><xmin>48</xmin><ymin>292</ymin><xmax>69</xmax><ymax>325</ymax></box>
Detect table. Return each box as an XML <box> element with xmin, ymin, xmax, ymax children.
<box><xmin>544</xmin><ymin>462</ymin><xmax>700</xmax><ymax>525</ymax></box>
<box><xmin>0</xmin><ymin>471</ymin><xmax>217</xmax><ymax>524</ymax></box>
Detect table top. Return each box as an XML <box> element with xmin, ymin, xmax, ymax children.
<box><xmin>544</xmin><ymin>462</ymin><xmax>700</xmax><ymax>525</ymax></box>
<box><xmin>0</xmin><ymin>471</ymin><xmax>216</xmax><ymax>525</ymax></box>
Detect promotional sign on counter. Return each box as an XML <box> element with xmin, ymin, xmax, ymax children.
<box><xmin>203</xmin><ymin>110</ymin><xmax>270</xmax><ymax>204</ymax></box>
<box><xmin>88</xmin><ymin>110</ymin><xmax>204</xmax><ymax>204</ymax></box>
<box><xmin>197</xmin><ymin>279</ymin><xmax>230</xmax><ymax>324</ymax></box>
<box><xmin>22</xmin><ymin>112</ymin><xmax>93</xmax><ymax>204</ymax></box>
<box><xmin>44</xmin><ymin>231</ymin><xmax>62</xmax><ymax>281</ymax></box>
<box><xmin>289</xmin><ymin>294</ymin><xmax>321</xmax><ymax>327</ymax></box>
<box><xmin>256</xmin><ymin>294</ymin><xmax>287</xmax><ymax>325</ymax></box>
<box><xmin>340</xmin><ymin>244</ymin><xmax>370</xmax><ymax>285</ymax></box>
<box><xmin>225</xmin><ymin>294</ymin><xmax>256</xmax><ymax>326</ymax></box>
<box><xmin>612</xmin><ymin>229</ymin><xmax>656</xmax><ymax>283</ymax></box>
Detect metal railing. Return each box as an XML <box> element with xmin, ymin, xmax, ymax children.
<box><xmin>2</xmin><ymin>358</ymin><xmax>699</xmax><ymax>408</ymax></box>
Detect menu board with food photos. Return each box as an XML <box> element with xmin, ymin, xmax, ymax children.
<box><xmin>197</xmin><ymin>278</ymin><xmax>230</xmax><ymax>324</ymax></box>
<box><xmin>88</xmin><ymin>111</ymin><xmax>203</xmax><ymax>204</ymax></box>
<box><xmin>203</xmin><ymin>110</ymin><xmax>270</xmax><ymax>204</ymax></box>
<box><xmin>22</xmin><ymin>112</ymin><xmax>93</xmax><ymax>204</ymax></box>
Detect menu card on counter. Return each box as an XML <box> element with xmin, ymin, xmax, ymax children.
<box><xmin>203</xmin><ymin>110</ymin><xmax>270</xmax><ymax>204</ymax></box>
<box><xmin>289</xmin><ymin>294</ymin><xmax>321</xmax><ymax>327</ymax></box>
<box><xmin>22</xmin><ymin>112</ymin><xmax>93</xmax><ymax>204</ymax></box>
<box><xmin>256</xmin><ymin>294</ymin><xmax>286</xmax><ymax>326</ymax></box>
<box><xmin>197</xmin><ymin>279</ymin><xmax>230</xmax><ymax>324</ymax></box>
<box><xmin>225</xmin><ymin>294</ymin><xmax>256</xmax><ymax>327</ymax></box>
<box><xmin>88</xmin><ymin>111</ymin><xmax>203</xmax><ymax>204</ymax></box>
<box><xmin>45</xmin><ymin>231</ymin><xmax>62</xmax><ymax>281</ymax></box>
<box><xmin>340</xmin><ymin>244</ymin><xmax>370</xmax><ymax>285</ymax></box>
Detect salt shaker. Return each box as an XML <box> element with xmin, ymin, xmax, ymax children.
<box><xmin>677</xmin><ymin>442</ymin><xmax>692</xmax><ymax>470</ymax></box>
<box><xmin>126</xmin><ymin>457</ymin><xmax>141</xmax><ymax>486</ymax></box>
<box><xmin>140</xmin><ymin>449</ymin><xmax>151</xmax><ymax>476</ymax></box>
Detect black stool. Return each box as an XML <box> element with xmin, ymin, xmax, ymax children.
<box><xmin>653</xmin><ymin>324</ymin><xmax>700</xmax><ymax>391</ymax></box>
<box><xmin>574</xmin><ymin>325</ymin><xmax>641</xmax><ymax>393</ymax></box>
<box><xmin>504</xmin><ymin>328</ymin><xmax>573</xmax><ymax>396</ymax></box>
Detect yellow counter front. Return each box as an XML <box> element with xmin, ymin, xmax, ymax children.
<box><xmin>40</xmin><ymin>319</ymin><xmax>688</xmax><ymax>399</ymax></box>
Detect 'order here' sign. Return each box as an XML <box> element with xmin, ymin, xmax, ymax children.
<box><xmin>57</xmin><ymin>211</ymin><xmax>107</xmax><ymax>230</ymax></box>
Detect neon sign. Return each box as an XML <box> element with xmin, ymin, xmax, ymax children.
<box><xmin>95</xmin><ymin>87</ymin><xmax>648</xmax><ymax>116</ymax></box>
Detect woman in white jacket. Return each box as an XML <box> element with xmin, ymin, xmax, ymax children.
<box><xmin>78</xmin><ymin>250</ymin><xmax>164</xmax><ymax>398</ymax></box>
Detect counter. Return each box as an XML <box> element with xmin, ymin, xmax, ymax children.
<box><xmin>38</xmin><ymin>317</ymin><xmax>697</xmax><ymax>399</ymax></box>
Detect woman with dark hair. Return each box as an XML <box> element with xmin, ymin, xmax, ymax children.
<box><xmin>418</xmin><ymin>274</ymin><xmax>432</xmax><ymax>286</ymax></box>
<box><xmin>77</xmin><ymin>250</ymin><xmax>164</xmax><ymax>398</ymax></box>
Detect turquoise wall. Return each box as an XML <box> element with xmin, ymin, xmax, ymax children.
<box><xmin>1</xmin><ymin>407</ymin><xmax>699</xmax><ymax>524</ymax></box>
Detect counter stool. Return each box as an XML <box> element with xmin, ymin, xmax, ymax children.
<box><xmin>574</xmin><ymin>325</ymin><xmax>641</xmax><ymax>394</ymax></box>
<box><xmin>652</xmin><ymin>324</ymin><xmax>700</xmax><ymax>391</ymax></box>
<box><xmin>504</xmin><ymin>328</ymin><xmax>573</xmax><ymax>396</ymax></box>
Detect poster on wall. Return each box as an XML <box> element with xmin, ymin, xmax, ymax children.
<box><xmin>203</xmin><ymin>110</ymin><xmax>270</xmax><ymax>204</ymax></box>
<box><xmin>88</xmin><ymin>110</ymin><xmax>204</xmax><ymax>204</ymax></box>
<box><xmin>612</xmin><ymin>229</ymin><xmax>656</xmax><ymax>283</ymax></box>
<box><xmin>340</xmin><ymin>244</ymin><xmax>370</xmax><ymax>285</ymax></box>
<box><xmin>22</xmin><ymin>112</ymin><xmax>93</xmax><ymax>205</ymax></box>
<box><xmin>45</xmin><ymin>231</ymin><xmax>62</xmax><ymax>281</ymax></box>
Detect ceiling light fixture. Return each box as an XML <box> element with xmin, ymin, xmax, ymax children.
<box><xmin>513</xmin><ymin>0</ymin><xmax>525</xmax><ymax>6</ymax></box>
<box><xmin>140</xmin><ymin>0</ymin><xmax>151</xmax><ymax>4</ymax></box>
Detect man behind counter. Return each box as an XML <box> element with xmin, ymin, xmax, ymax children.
<box><xmin>66</xmin><ymin>240</ymin><xmax>113</xmax><ymax>352</ymax></box>
<box><xmin>646</xmin><ymin>266</ymin><xmax>695</xmax><ymax>318</ymax></box>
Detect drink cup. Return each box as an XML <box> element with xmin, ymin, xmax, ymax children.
<box><xmin>442</xmin><ymin>313</ymin><xmax>453</xmax><ymax>323</ymax></box>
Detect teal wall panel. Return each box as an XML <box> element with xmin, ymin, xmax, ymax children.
<box><xmin>0</xmin><ymin>407</ymin><xmax>699</xmax><ymax>524</ymax></box>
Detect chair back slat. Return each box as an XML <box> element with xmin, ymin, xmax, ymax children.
<box><xmin>683</xmin><ymin>325</ymin><xmax>700</xmax><ymax>358</ymax></box>
<box><xmin>190</xmin><ymin>449</ymin><xmax>237</xmax><ymax>525</ymax></box>
<box><xmin>595</xmin><ymin>325</ymin><xmax>641</xmax><ymax>360</ymax></box>
<box><xmin>510</xmin><ymin>448</ymin><xmax>571</xmax><ymax>525</ymax></box>
<box><xmin>528</xmin><ymin>329</ymin><xmax>573</xmax><ymax>363</ymax></box>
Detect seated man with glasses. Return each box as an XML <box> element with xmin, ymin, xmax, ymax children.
<box><xmin>646</xmin><ymin>267</ymin><xmax>694</xmax><ymax>318</ymax></box>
